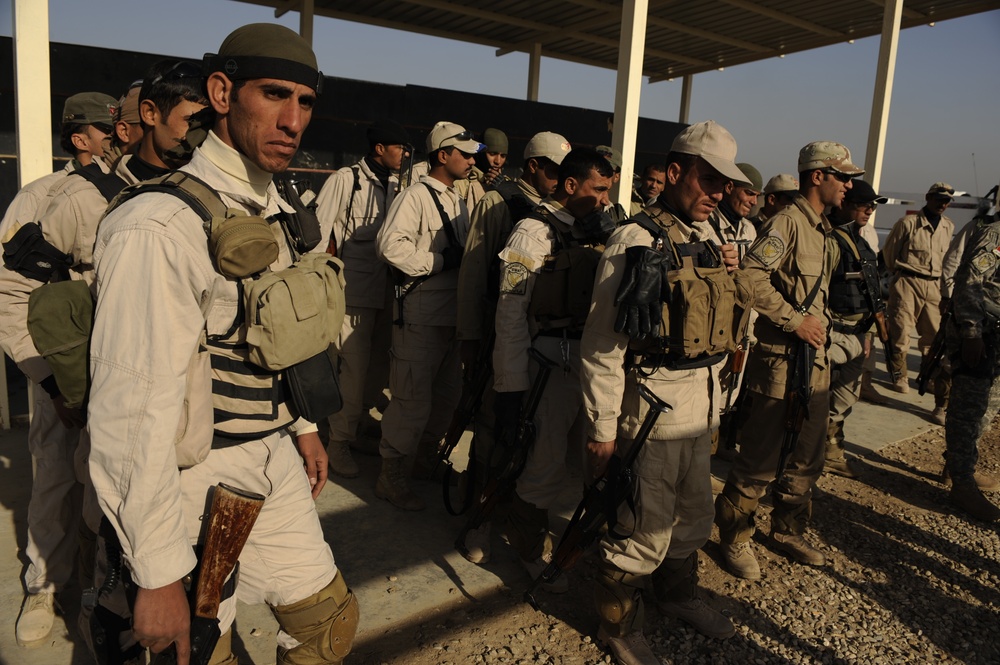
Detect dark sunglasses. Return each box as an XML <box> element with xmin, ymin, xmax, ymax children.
<box><xmin>822</xmin><ymin>169</ymin><xmax>853</xmax><ymax>184</ymax></box>
<box><xmin>435</xmin><ymin>130</ymin><xmax>473</xmax><ymax>149</ymax></box>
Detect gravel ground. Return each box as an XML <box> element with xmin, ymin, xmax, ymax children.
<box><xmin>350</xmin><ymin>421</ymin><xmax>1000</xmax><ymax>665</ymax></box>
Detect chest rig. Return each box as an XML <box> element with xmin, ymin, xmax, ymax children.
<box><xmin>829</xmin><ymin>226</ymin><xmax>880</xmax><ymax>318</ymax></box>
<box><xmin>631</xmin><ymin>208</ymin><xmax>738</xmax><ymax>367</ymax></box>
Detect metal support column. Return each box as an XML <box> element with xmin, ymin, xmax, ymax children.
<box><xmin>679</xmin><ymin>75</ymin><xmax>693</xmax><ymax>124</ymax></box>
<box><xmin>863</xmin><ymin>0</ymin><xmax>903</xmax><ymax>193</ymax></box>
<box><xmin>527</xmin><ymin>42</ymin><xmax>541</xmax><ymax>102</ymax></box>
<box><xmin>300</xmin><ymin>0</ymin><xmax>314</xmax><ymax>46</ymax></box>
<box><xmin>611</xmin><ymin>0</ymin><xmax>649</xmax><ymax>209</ymax></box>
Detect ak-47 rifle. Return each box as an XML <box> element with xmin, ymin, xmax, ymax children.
<box><xmin>776</xmin><ymin>337</ymin><xmax>817</xmax><ymax>480</ymax></box>
<box><xmin>918</xmin><ymin>304</ymin><xmax>953</xmax><ymax>395</ymax></box>
<box><xmin>849</xmin><ymin>262</ymin><xmax>899</xmax><ymax>384</ymax></box>
<box><xmin>524</xmin><ymin>384</ymin><xmax>671</xmax><ymax>609</ymax></box>
<box><xmin>454</xmin><ymin>348</ymin><xmax>555</xmax><ymax>558</ymax></box>
<box><xmin>438</xmin><ymin>329</ymin><xmax>496</xmax><ymax>516</ymax></box>
<box><xmin>152</xmin><ymin>484</ymin><xmax>265</xmax><ymax>665</ymax></box>
<box><xmin>721</xmin><ymin>334</ymin><xmax>750</xmax><ymax>450</ymax></box>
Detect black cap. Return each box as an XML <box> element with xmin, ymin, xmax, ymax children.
<box><xmin>367</xmin><ymin>119</ymin><xmax>411</xmax><ymax>147</ymax></box>
<box><xmin>844</xmin><ymin>179</ymin><xmax>887</xmax><ymax>205</ymax></box>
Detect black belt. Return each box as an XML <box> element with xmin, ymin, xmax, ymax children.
<box><xmin>831</xmin><ymin>320</ymin><xmax>868</xmax><ymax>336</ymax></box>
<box><xmin>632</xmin><ymin>351</ymin><xmax>726</xmax><ymax>371</ymax></box>
<box><xmin>897</xmin><ymin>268</ymin><xmax>937</xmax><ymax>280</ymax></box>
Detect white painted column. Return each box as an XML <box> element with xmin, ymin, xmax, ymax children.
<box><xmin>679</xmin><ymin>75</ymin><xmax>693</xmax><ymax>123</ymax></box>
<box><xmin>611</xmin><ymin>0</ymin><xmax>649</xmax><ymax>209</ymax></box>
<box><xmin>7</xmin><ymin>0</ymin><xmax>52</xmax><ymax>428</ymax></box>
<box><xmin>863</xmin><ymin>0</ymin><xmax>903</xmax><ymax>193</ymax></box>
<box><xmin>527</xmin><ymin>42</ymin><xmax>541</xmax><ymax>102</ymax></box>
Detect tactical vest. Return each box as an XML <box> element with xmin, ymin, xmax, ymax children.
<box><xmin>525</xmin><ymin>208</ymin><xmax>604</xmax><ymax>335</ymax></box>
<box><xmin>828</xmin><ymin>227</ymin><xmax>879</xmax><ymax>316</ymax></box>
<box><xmin>632</xmin><ymin>209</ymin><xmax>738</xmax><ymax>363</ymax></box>
<box><xmin>108</xmin><ymin>171</ymin><xmax>326</xmax><ymax>441</ymax></box>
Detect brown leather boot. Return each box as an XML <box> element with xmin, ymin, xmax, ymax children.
<box><xmin>859</xmin><ymin>371</ymin><xmax>889</xmax><ymax>404</ymax></box>
<box><xmin>375</xmin><ymin>456</ymin><xmax>425</xmax><ymax>511</ymax></box>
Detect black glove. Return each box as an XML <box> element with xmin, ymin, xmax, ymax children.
<box><xmin>578</xmin><ymin>209</ymin><xmax>617</xmax><ymax>245</ymax></box>
<box><xmin>613</xmin><ymin>245</ymin><xmax>669</xmax><ymax>340</ymax></box>
<box><xmin>441</xmin><ymin>246</ymin><xmax>463</xmax><ymax>271</ymax></box>
<box><xmin>493</xmin><ymin>391</ymin><xmax>524</xmax><ymax>446</ymax></box>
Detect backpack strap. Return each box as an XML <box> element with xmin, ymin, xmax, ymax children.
<box><xmin>72</xmin><ymin>162</ymin><xmax>128</xmax><ymax>203</ymax></box>
<box><xmin>109</xmin><ymin>170</ymin><xmax>229</xmax><ymax>238</ymax></box>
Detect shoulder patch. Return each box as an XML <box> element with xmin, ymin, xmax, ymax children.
<box><xmin>500</xmin><ymin>262</ymin><xmax>529</xmax><ymax>295</ymax></box>
<box><xmin>971</xmin><ymin>251</ymin><xmax>998</xmax><ymax>275</ymax></box>
<box><xmin>749</xmin><ymin>235</ymin><xmax>785</xmax><ymax>267</ymax></box>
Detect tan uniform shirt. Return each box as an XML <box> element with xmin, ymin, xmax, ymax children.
<box><xmin>581</xmin><ymin>205</ymin><xmax>722</xmax><ymax>443</ymax></box>
<box><xmin>0</xmin><ymin>162</ymin><xmax>75</xmax><ymax>241</ymax></box>
<box><xmin>316</xmin><ymin>158</ymin><xmax>397</xmax><ymax>308</ymax></box>
<box><xmin>941</xmin><ymin>220</ymin><xmax>981</xmax><ymax>299</ymax></box>
<box><xmin>377</xmin><ymin>174</ymin><xmax>469</xmax><ymax>327</ymax></box>
<box><xmin>741</xmin><ymin>193</ymin><xmax>831</xmax><ymax>397</ymax></box>
<box><xmin>493</xmin><ymin>200</ymin><xmax>575</xmax><ymax>393</ymax></box>
<box><xmin>454</xmin><ymin>166</ymin><xmax>487</xmax><ymax>213</ymax></box>
<box><xmin>457</xmin><ymin>178</ymin><xmax>542</xmax><ymax>341</ymax></box>
<box><xmin>695</xmin><ymin>208</ymin><xmax>758</xmax><ymax>247</ymax></box>
<box><xmin>88</xmin><ymin>132</ymin><xmax>313</xmax><ymax>588</ymax></box>
<box><xmin>0</xmin><ymin>157</ymin><xmax>134</xmax><ymax>383</ymax></box>
<box><xmin>882</xmin><ymin>209</ymin><xmax>954</xmax><ymax>277</ymax></box>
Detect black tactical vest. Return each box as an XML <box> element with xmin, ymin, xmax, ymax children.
<box><xmin>829</xmin><ymin>226</ymin><xmax>879</xmax><ymax>316</ymax></box>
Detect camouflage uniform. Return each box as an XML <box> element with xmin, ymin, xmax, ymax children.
<box><xmin>944</xmin><ymin>220</ymin><xmax>1000</xmax><ymax>481</ymax></box>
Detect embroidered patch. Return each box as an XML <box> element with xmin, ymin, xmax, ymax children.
<box><xmin>749</xmin><ymin>235</ymin><xmax>785</xmax><ymax>267</ymax></box>
<box><xmin>971</xmin><ymin>251</ymin><xmax>997</xmax><ymax>275</ymax></box>
<box><xmin>500</xmin><ymin>262</ymin><xmax>529</xmax><ymax>295</ymax></box>
<box><xmin>992</xmin><ymin>245</ymin><xmax>1000</xmax><ymax>258</ymax></box>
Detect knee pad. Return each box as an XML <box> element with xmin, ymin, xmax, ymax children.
<box><xmin>272</xmin><ymin>572</ymin><xmax>359</xmax><ymax>665</ymax></box>
<box><xmin>594</xmin><ymin>570</ymin><xmax>644</xmax><ymax>635</ymax></box>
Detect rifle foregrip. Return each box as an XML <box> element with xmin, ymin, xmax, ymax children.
<box><xmin>194</xmin><ymin>484</ymin><xmax>264</xmax><ymax>620</ymax></box>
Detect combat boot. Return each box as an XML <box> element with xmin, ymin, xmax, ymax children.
<box><xmin>824</xmin><ymin>439</ymin><xmax>859</xmax><ymax>478</ymax></box>
<box><xmin>769</xmin><ymin>531</ymin><xmax>826</xmax><ymax>566</ymax></box>
<box><xmin>410</xmin><ymin>439</ymin><xmax>446</xmax><ymax>482</ymax></box>
<box><xmin>327</xmin><ymin>441</ymin><xmax>360</xmax><ymax>479</ymax></box>
<box><xmin>375</xmin><ymin>456</ymin><xmax>425</xmax><ymax>511</ymax></box>
<box><xmin>940</xmin><ymin>469</ymin><xmax>1000</xmax><ymax>491</ymax></box>
<box><xmin>597</xmin><ymin>627</ymin><xmax>661</xmax><ymax>665</ymax></box>
<box><xmin>930</xmin><ymin>406</ymin><xmax>947</xmax><ymax>426</ymax></box>
<box><xmin>859</xmin><ymin>371</ymin><xmax>888</xmax><ymax>404</ymax></box>
<box><xmin>652</xmin><ymin>553</ymin><xmax>735</xmax><ymax>639</ymax></box>
<box><xmin>714</xmin><ymin>485</ymin><xmax>760</xmax><ymax>580</ymax></box>
<box><xmin>16</xmin><ymin>591</ymin><xmax>55</xmax><ymax>647</ymax></box>
<box><xmin>891</xmin><ymin>377</ymin><xmax>910</xmax><ymax>394</ymax></box>
<box><xmin>950</xmin><ymin>478</ymin><xmax>1000</xmax><ymax>522</ymax></box>
<box><xmin>770</xmin><ymin>499</ymin><xmax>825</xmax><ymax>566</ymax></box>
<box><xmin>595</xmin><ymin>569</ymin><xmax>654</xmax><ymax>665</ymax></box>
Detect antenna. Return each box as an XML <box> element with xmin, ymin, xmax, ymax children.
<box><xmin>972</xmin><ymin>152</ymin><xmax>980</xmax><ymax>197</ymax></box>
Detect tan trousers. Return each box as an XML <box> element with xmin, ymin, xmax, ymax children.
<box><xmin>380</xmin><ymin>323</ymin><xmax>462</xmax><ymax>458</ymax></box>
<box><xmin>24</xmin><ymin>386</ymin><xmax>83</xmax><ymax>594</ymax></box>
<box><xmin>888</xmin><ymin>274</ymin><xmax>942</xmax><ymax>379</ymax></box>
<box><xmin>827</xmin><ymin>330</ymin><xmax>865</xmax><ymax>450</ymax></box>
<box><xmin>327</xmin><ymin>287</ymin><xmax>393</xmax><ymax>445</ymax></box>
<box><xmin>600</xmin><ymin>431</ymin><xmax>714</xmax><ymax>576</ymax></box>
<box><xmin>727</xmin><ymin>362</ymin><xmax>831</xmax><ymax>507</ymax></box>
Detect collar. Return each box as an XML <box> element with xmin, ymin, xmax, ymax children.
<box><xmin>187</xmin><ymin>132</ymin><xmax>291</xmax><ymax>218</ymax></box>
<box><xmin>791</xmin><ymin>192</ymin><xmax>833</xmax><ymax>234</ymax></box>
<box><xmin>418</xmin><ymin>173</ymin><xmax>453</xmax><ymax>194</ymax></box>
<box><xmin>540</xmin><ymin>198</ymin><xmax>576</xmax><ymax>226</ymax></box>
<box><xmin>200</xmin><ymin>130</ymin><xmax>274</xmax><ymax>200</ymax></box>
<box><xmin>516</xmin><ymin>177</ymin><xmax>542</xmax><ymax>203</ymax></box>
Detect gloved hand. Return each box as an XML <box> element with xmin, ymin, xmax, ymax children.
<box><xmin>441</xmin><ymin>245</ymin><xmax>463</xmax><ymax>271</ymax></box>
<box><xmin>493</xmin><ymin>391</ymin><xmax>524</xmax><ymax>446</ymax></box>
<box><xmin>613</xmin><ymin>245</ymin><xmax>669</xmax><ymax>340</ymax></box>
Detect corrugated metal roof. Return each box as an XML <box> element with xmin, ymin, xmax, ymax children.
<box><xmin>238</xmin><ymin>0</ymin><xmax>1000</xmax><ymax>80</ymax></box>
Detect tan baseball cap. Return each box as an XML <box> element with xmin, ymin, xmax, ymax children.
<box><xmin>926</xmin><ymin>182</ymin><xmax>955</xmax><ymax>199</ymax></box>
<box><xmin>763</xmin><ymin>173</ymin><xmax>800</xmax><ymax>195</ymax></box>
<box><xmin>62</xmin><ymin>92</ymin><xmax>118</xmax><ymax>127</ymax></box>
<box><xmin>595</xmin><ymin>145</ymin><xmax>623</xmax><ymax>172</ymax></box>
<box><xmin>670</xmin><ymin>120</ymin><xmax>749</xmax><ymax>185</ymax></box>
<box><xmin>524</xmin><ymin>131</ymin><xmax>572</xmax><ymax>165</ymax></box>
<box><xmin>798</xmin><ymin>141</ymin><xmax>864</xmax><ymax>176</ymax></box>
<box><xmin>116</xmin><ymin>82</ymin><xmax>143</xmax><ymax>125</ymax></box>
<box><xmin>426</xmin><ymin>121</ymin><xmax>484</xmax><ymax>154</ymax></box>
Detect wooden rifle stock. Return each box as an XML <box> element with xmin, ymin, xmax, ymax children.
<box><xmin>153</xmin><ymin>484</ymin><xmax>265</xmax><ymax>665</ymax></box>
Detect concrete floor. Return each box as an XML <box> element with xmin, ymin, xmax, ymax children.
<box><xmin>0</xmin><ymin>343</ymin><xmax>941</xmax><ymax>665</ymax></box>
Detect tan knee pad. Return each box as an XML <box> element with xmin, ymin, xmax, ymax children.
<box><xmin>594</xmin><ymin>570</ymin><xmax>644</xmax><ymax>637</ymax></box>
<box><xmin>207</xmin><ymin>629</ymin><xmax>238</xmax><ymax>665</ymax></box>
<box><xmin>272</xmin><ymin>572</ymin><xmax>360</xmax><ymax>665</ymax></box>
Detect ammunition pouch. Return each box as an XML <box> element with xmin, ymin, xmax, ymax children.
<box><xmin>209</xmin><ymin>213</ymin><xmax>279</xmax><ymax>279</ymax></box>
<box><xmin>272</xmin><ymin>572</ymin><xmax>359</xmax><ymax>665</ymax></box>
<box><xmin>660</xmin><ymin>261</ymin><xmax>738</xmax><ymax>358</ymax></box>
<box><xmin>2</xmin><ymin>222</ymin><xmax>72</xmax><ymax>283</ymax></box>
<box><xmin>244</xmin><ymin>253</ymin><xmax>347</xmax><ymax>370</ymax></box>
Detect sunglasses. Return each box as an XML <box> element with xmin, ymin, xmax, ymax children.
<box><xmin>822</xmin><ymin>169</ymin><xmax>854</xmax><ymax>184</ymax></box>
<box><xmin>149</xmin><ymin>61</ymin><xmax>203</xmax><ymax>87</ymax></box>
<box><xmin>436</xmin><ymin>130</ymin><xmax>473</xmax><ymax>149</ymax></box>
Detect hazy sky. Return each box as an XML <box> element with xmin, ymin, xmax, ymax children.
<box><xmin>3</xmin><ymin>0</ymin><xmax>999</xmax><ymax>195</ymax></box>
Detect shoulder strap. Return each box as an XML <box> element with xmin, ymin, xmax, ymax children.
<box><xmin>73</xmin><ymin>162</ymin><xmax>128</xmax><ymax>203</ymax></box>
<box><xmin>629</xmin><ymin>211</ymin><xmax>666</xmax><ymax>243</ymax></box>
<box><xmin>421</xmin><ymin>182</ymin><xmax>460</xmax><ymax>248</ymax></box>
<box><xmin>108</xmin><ymin>171</ymin><xmax>229</xmax><ymax>238</ymax></box>
<box><xmin>832</xmin><ymin>227</ymin><xmax>862</xmax><ymax>262</ymax></box>
<box><xmin>343</xmin><ymin>165</ymin><xmax>361</xmax><ymax>235</ymax></box>
<box><xmin>494</xmin><ymin>180</ymin><xmax>535</xmax><ymax>222</ymax></box>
